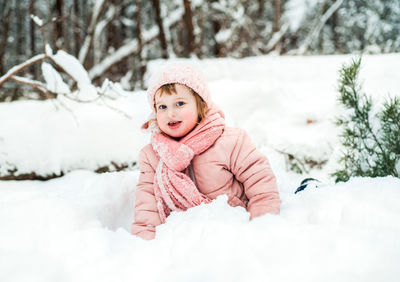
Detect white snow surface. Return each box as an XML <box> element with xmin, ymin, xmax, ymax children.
<box><xmin>1</xmin><ymin>54</ymin><xmax>400</xmax><ymax>281</ymax></box>
<box><xmin>52</xmin><ymin>50</ymin><xmax>92</xmax><ymax>86</ymax></box>
<box><xmin>41</xmin><ymin>62</ymin><xmax>71</xmax><ymax>94</ymax></box>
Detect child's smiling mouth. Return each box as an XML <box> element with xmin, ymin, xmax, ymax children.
<box><xmin>168</xmin><ymin>121</ymin><xmax>182</xmax><ymax>129</ymax></box>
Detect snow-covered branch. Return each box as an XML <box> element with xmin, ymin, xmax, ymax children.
<box><xmin>78</xmin><ymin>0</ymin><xmax>107</xmax><ymax>65</ymax></box>
<box><xmin>93</xmin><ymin>5</ymin><xmax>118</xmax><ymax>65</ymax></box>
<box><xmin>297</xmin><ymin>0</ymin><xmax>344</xmax><ymax>55</ymax></box>
<box><xmin>265</xmin><ymin>23</ymin><xmax>290</xmax><ymax>52</ymax></box>
<box><xmin>10</xmin><ymin>75</ymin><xmax>50</xmax><ymax>96</ymax></box>
<box><xmin>0</xmin><ymin>54</ymin><xmax>48</xmax><ymax>87</ymax></box>
<box><xmin>88</xmin><ymin>5</ymin><xmax>184</xmax><ymax>81</ymax></box>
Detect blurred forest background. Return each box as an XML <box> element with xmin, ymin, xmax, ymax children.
<box><xmin>1</xmin><ymin>0</ymin><xmax>400</xmax><ymax>101</ymax></box>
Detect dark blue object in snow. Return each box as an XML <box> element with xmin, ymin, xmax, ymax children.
<box><xmin>294</xmin><ymin>178</ymin><xmax>321</xmax><ymax>194</ymax></box>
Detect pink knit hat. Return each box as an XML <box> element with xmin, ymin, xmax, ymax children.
<box><xmin>146</xmin><ymin>64</ymin><xmax>212</xmax><ymax>112</ymax></box>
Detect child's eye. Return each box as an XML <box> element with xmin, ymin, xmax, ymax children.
<box><xmin>158</xmin><ymin>105</ymin><xmax>166</xmax><ymax>110</ymax></box>
<box><xmin>176</xmin><ymin>101</ymin><xmax>185</xmax><ymax>107</ymax></box>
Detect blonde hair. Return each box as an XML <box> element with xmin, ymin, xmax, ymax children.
<box><xmin>153</xmin><ymin>83</ymin><xmax>209</xmax><ymax>123</ymax></box>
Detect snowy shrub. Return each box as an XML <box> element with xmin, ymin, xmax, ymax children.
<box><xmin>332</xmin><ymin>58</ymin><xmax>400</xmax><ymax>182</ymax></box>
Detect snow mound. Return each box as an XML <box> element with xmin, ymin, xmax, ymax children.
<box><xmin>1</xmin><ymin>173</ymin><xmax>399</xmax><ymax>282</ymax></box>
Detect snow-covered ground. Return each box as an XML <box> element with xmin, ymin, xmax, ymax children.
<box><xmin>1</xmin><ymin>54</ymin><xmax>400</xmax><ymax>282</ymax></box>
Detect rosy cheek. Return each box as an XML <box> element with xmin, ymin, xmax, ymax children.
<box><xmin>156</xmin><ymin>112</ymin><xmax>166</xmax><ymax>124</ymax></box>
<box><xmin>180</xmin><ymin>110</ymin><xmax>197</xmax><ymax>127</ymax></box>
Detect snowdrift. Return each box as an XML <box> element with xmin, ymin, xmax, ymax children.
<box><xmin>1</xmin><ymin>54</ymin><xmax>400</xmax><ymax>281</ymax></box>
<box><xmin>1</xmin><ymin>172</ymin><xmax>399</xmax><ymax>282</ymax></box>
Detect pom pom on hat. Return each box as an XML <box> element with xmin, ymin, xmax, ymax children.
<box><xmin>146</xmin><ymin>64</ymin><xmax>212</xmax><ymax>112</ymax></box>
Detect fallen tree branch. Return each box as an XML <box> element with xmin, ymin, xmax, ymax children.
<box><xmin>10</xmin><ymin>75</ymin><xmax>55</xmax><ymax>99</ymax></box>
<box><xmin>0</xmin><ymin>54</ymin><xmax>47</xmax><ymax>87</ymax></box>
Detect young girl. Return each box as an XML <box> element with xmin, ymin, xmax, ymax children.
<box><xmin>131</xmin><ymin>64</ymin><xmax>281</xmax><ymax>240</ymax></box>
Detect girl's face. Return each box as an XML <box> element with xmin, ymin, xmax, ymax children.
<box><xmin>155</xmin><ymin>84</ymin><xmax>199</xmax><ymax>138</ymax></box>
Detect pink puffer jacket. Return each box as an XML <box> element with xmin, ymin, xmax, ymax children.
<box><xmin>131</xmin><ymin>127</ymin><xmax>281</xmax><ymax>240</ymax></box>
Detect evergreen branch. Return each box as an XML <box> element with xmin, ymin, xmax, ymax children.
<box><xmin>332</xmin><ymin>57</ymin><xmax>400</xmax><ymax>182</ymax></box>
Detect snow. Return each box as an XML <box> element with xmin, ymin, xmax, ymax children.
<box><xmin>30</xmin><ymin>14</ymin><xmax>43</xmax><ymax>27</ymax></box>
<box><xmin>52</xmin><ymin>50</ymin><xmax>91</xmax><ymax>86</ymax></box>
<box><xmin>215</xmin><ymin>29</ymin><xmax>233</xmax><ymax>43</ymax></box>
<box><xmin>285</xmin><ymin>0</ymin><xmax>317</xmax><ymax>31</ymax></box>
<box><xmin>41</xmin><ymin>62</ymin><xmax>70</xmax><ymax>94</ymax></box>
<box><xmin>1</xmin><ymin>173</ymin><xmax>400</xmax><ymax>281</ymax></box>
<box><xmin>1</xmin><ymin>53</ymin><xmax>400</xmax><ymax>281</ymax></box>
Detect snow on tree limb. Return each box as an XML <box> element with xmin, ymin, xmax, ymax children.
<box><xmin>88</xmin><ymin>27</ymin><xmax>157</xmax><ymax>80</ymax></box>
<box><xmin>41</xmin><ymin>62</ymin><xmax>71</xmax><ymax>94</ymax></box>
<box><xmin>30</xmin><ymin>14</ymin><xmax>43</xmax><ymax>27</ymax></box>
<box><xmin>78</xmin><ymin>0</ymin><xmax>107</xmax><ymax>64</ymax></box>
<box><xmin>265</xmin><ymin>23</ymin><xmax>290</xmax><ymax>52</ymax></box>
<box><xmin>297</xmin><ymin>0</ymin><xmax>344</xmax><ymax>55</ymax></box>
<box><xmin>0</xmin><ymin>54</ymin><xmax>48</xmax><ymax>87</ymax></box>
<box><xmin>10</xmin><ymin>75</ymin><xmax>49</xmax><ymax>95</ymax></box>
<box><xmin>93</xmin><ymin>5</ymin><xmax>118</xmax><ymax>66</ymax></box>
<box><xmin>88</xmin><ymin>7</ymin><xmax>184</xmax><ymax>80</ymax></box>
<box><xmin>52</xmin><ymin>50</ymin><xmax>91</xmax><ymax>85</ymax></box>
<box><xmin>89</xmin><ymin>38</ymin><xmax>139</xmax><ymax>81</ymax></box>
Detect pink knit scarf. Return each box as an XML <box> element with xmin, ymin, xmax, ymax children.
<box><xmin>151</xmin><ymin>108</ymin><xmax>225</xmax><ymax>223</ymax></box>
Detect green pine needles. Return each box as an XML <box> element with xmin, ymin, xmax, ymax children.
<box><xmin>332</xmin><ymin>58</ymin><xmax>400</xmax><ymax>182</ymax></box>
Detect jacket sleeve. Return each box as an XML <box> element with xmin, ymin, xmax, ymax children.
<box><xmin>131</xmin><ymin>147</ymin><xmax>162</xmax><ymax>240</ymax></box>
<box><xmin>230</xmin><ymin>129</ymin><xmax>281</xmax><ymax>219</ymax></box>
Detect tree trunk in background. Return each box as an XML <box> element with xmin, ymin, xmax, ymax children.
<box><xmin>183</xmin><ymin>0</ymin><xmax>195</xmax><ymax>56</ymax></box>
<box><xmin>258</xmin><ymin>0</ymin><xmax>264</xmax><ymax>18</ymax></box>
<box><xmin>15</xmin><ymin>0</ymin><xmax>24</xmax><ymax>59</ymax></box>
<box><xmin>152</xmin><ymin>0</ymin><xmax>169</xmax><ymax>58</ymax></box>
<box><xmin>53</xmin><ymin>0</ymin><xmax>64</xmax><ymax>51</ymax></box>
<box><xmin>73</xmin><ymin>0</ymin><xmax>81</xmax><ymax>57</ymax></box>
<box><xmin>28</xmin><ymin>0</ymin><xmax>37</xmax><ymax>77</ymax></box>
<box><xmin>135</xmin><ymin>0</ymin><xmax>145</xmax><ymax>88</ymax></box>
<box><xmin>107</xmin><ymin>0</ymin><xmax>120</xmax><ymax>51</ymax></box>
<box><xmin>273</xmin><ymin>0</ymin><xmax>281</xmax><ymax>32</ymax></box>
<box><xmin>0</xmin><ymin>3</ymin><xmax>11</xmax><ymax>75</ymax></box>
<box><xmin>107</xmin><ymin>0</ymin><xmax>125</xmax><ymax>80</ymax></box>
<box><xmin>330</xmin><ymin>9</ymin><xmax>342</xmax><ymax>53</ymax></box>
<box><xmin>209</xmin><ymin>0</ymin><xmax>223</xmax><ymax>57</ymax></box>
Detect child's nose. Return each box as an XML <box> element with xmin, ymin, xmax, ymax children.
<box><xmin>167</xmin><ymin>108</ymin><xmax>177</xmax><ymax>118</ymax></box>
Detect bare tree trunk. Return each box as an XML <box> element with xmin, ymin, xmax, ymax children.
<box><xmin>152</xmin><ymin>0</ymin><xmax>168</xmax><ymax>58</ymax></box>
<box><xmin>273</xmin><ymin>0</ymin><xmax>281</xmax><ymax>33</ymax></box>
<box><xmin>15</xmin><ymin>0</ymin><xmax>24</xmax><ymax>59</ymax></box>
<box><xmin>0</xmin><ymin>3</ymin><xmax>11</xmax><ymax>75</ymax></box>
<box><xmin>53</xmin><ymin>0</ymin><xmax>64</xmax><ymax>51</ymax></box>
<box><xmin>258</xmin><ymin>0</ymin><xmax>264</xmax><ymax>18</ymax></box>
<box><xmin>135</xmin><ymin>0</ymin><xmax>145</xmax><ymax>88</ymax></box>
<box><xmin>183</xmin><ymin>0</ymin><xmax>195</xmax><ymax>56</ymax></box>
<box><xmin>330</xmin><ymin>8</ymin><xmax>342</xmax><ymax>53</ymax></box>
<box><xmin>209</xmin><ymin>0</ymin><xmax>223</xmax><ymax>57</ymax></box>
<box><xmin>107</xmin><ymin>0</ymin><xmax>120</xmax><ymax>51</ymax></box>
<box><xmin>28</xmin><ymin>0</ymin><xmax>38</xmax><ymax>77</ymax></box>
<box><xmin>73</xmin><ymin>0</ymin><xmax>81</xmax><ymax>57</ymax></box>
